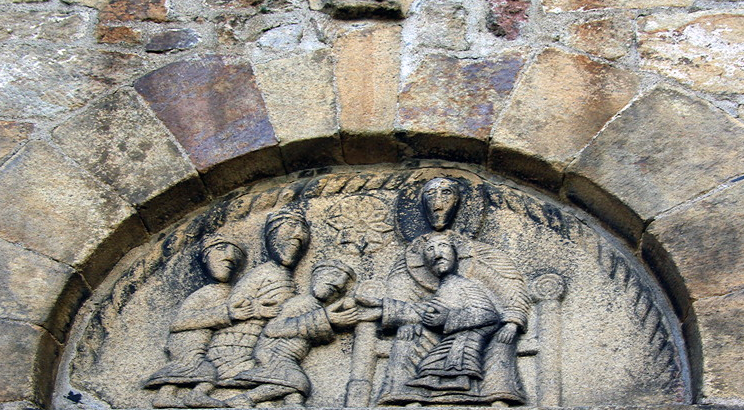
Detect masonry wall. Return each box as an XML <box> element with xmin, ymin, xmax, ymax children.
<box><xmin>0</xmin><ymin>0</ymin><xmax>743</xmax><ymax>407</ymax></box>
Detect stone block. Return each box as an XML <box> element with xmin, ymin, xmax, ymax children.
<box><xmin>543</xmin><ymin>0</ymin><xmax>691</xmax><ymax>12</ymax></box>
<box><xmin>255</xmin><ymin>50</ymin><xmax>338</xmax><ymax>145</ymax></box>
<box><xmin>0</xmin><ymin>141</ymin><xmax>146</xmax><ymax>287</ymax></box>
<box><xmin>565</xmin><ymin>87</ymin><xmax>744</xmax><ymax>244</ymax></box>
<box><xmin>0</xmin><ymin>320</ymin><xmax>59</xmax><ymax>407</ymax></box>
<box><xmin>0</xmin><ymin>121</ymin><xmax>32</xmax><ymax>163</ymax></box>
<box><xmin>96</xmin><ymin>25</ymin><xmax>142</xmax><ymax>45</ymax></box>
<box><xmin>318</xmin><ymin>0</ymin><xmax>404</xmax><ymax>18</ymax></box>
<box><xmin>0</xmin><ymin>45</ymin><xmax>143</xmax><ymax>118</ymax></box>
<box><xmin>491</xmin><ymin>48</ymin><xmax>638</xmax><ymax>190</ymax></box>
<box><xmin>415</xmin><ymin>0</ymin><xmax>468</xmax><ymax>50</ymax></box>
<box><xmin>0</xmin><ymin>11</ymin><xmax>88</xmax><ymax>43</ymax></box>
<box><xmin>644</xmin><ymin>180</ymin><xmax>744</xmax><ymax>301</ymax></box>
<box><xmin>61</xmin><ymin>0</ymin><xmax>107</xmax><ymax>8</ymax></box>
<box><xmin>52</xmin><ymin>89</ymin><xmax>207</xmax><ymax>232</ymax></box>
<box><xmin>486</xmin><ymin>0</ymin><xmax>530</xmax><ymax>40</ymax></box>
<box><xmin>99</xmin><ymin>0</ymin><xmax>168</xmax><ymax>22</ymax></box>
<box><xmin>335</xmin><ymin>24</ymin><xmax>401</xmax><ymax>135</ymax></box>
<box><xmin>0</xmin><ymin>239</ymin><xmax>88</xmax><ymax>341</ymax></box>
<box><xmin>134</xmin><ymin>56</ymin><xmax>279</xmax><ymax>173</ymax></box>
<box><xmin>695</xmin><ymin>291</ymin><xmax>744</xmax><ymax>402</ymax></box>
<box><xmin>342</xmin><ymin>133</ymin><xmax>400</xmax><ymax>164</ymax></box>
<box><xmin>565</xmin><ymin>15</ymin><xmax>633</xmax><ymax>60</ymax></box>
<box><xmin>639</xmin><ymin>12</ymin><xmax>744</xmax><ymax>94</ymax></box>
<box><xmin>399</xmin><ymin>53</ymin><xmax>523</xmax><ymax>143</ymax></box>
<box><xmin>146</xmin><ymin>29</ymin><xmax>200</xmax><ymax>53</ymax></box>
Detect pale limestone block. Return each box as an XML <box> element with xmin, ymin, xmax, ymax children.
<box><xmin>565</xmin><ymin>87</ymin><xmax>744</xmax><ymax>243</ymax></box>
<box><xmin>492</xmin><ymin>48</ymin><xmax>638</xmax><ymax>189</ymax></box>
<box><xmin>639</xmin><ymin>12</ymin><xmax>744</xmax><ymax>94</ymax></box>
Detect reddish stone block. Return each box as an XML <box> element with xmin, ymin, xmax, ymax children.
<box><xmin>134</xmin><ymin>56</ymin><xmax>278</xmax><ymax>172</ymax></box>
<box><xmin>96</xmin><ymin>25</ymin><xmax>142</xmax><ymax>45</ymax></box>
<box><xmin>487</xmin><ymin>0</ymin><xmax>529</xmax><ymax>40</ymax></box>
<box><xmin>99</xmin><ymin>0</ymin><xmax>168</xmax><ymax>22</ymax></box>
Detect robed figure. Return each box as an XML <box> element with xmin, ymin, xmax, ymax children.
<box><xmin>358</xmin><ymin>178</ymin><xmax>530</xmax><ymax>405</ymax></box>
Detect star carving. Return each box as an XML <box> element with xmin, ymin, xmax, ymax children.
<box><xmin>327</xmin><ymin>195</ymin><xmax>394</xmax><ymax>254</ymax></box>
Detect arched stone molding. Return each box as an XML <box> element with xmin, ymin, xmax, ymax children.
<box><xmin>0</xmin><ymin>5</ymin><xmax>743</xmax><ymax>409</ymax></box>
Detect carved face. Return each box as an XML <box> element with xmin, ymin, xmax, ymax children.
<box><xmin>423</xmin><ymin>236</ymin><xmax>457</xmax><ymax>277</ymax></box>
<box><xmin>266</xmin><ymin>218</ymin><xmax>309</xmax><ymax>268</ymax></box>
<box><xmin>311</xmin><ymin>268</ymin><xmax>351</xmax><ymax>302</ymax></box>
<box><xmin>204</xmin><ymin>243</ymin><xmax>244</xmax><ymax>282</ymax></box>
<box><xmin>422</xmin><ymin>178</ymin><xmax>460</xmax><ymax>231</ymax></box>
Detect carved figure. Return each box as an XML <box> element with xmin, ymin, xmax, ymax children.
<box><xmin>207</xmin><ymin>210</ymin><xmax>310</xmax><ymax>386</ymax></box>
<box><xmin>359</xmin><ymin>178</ymin><xmax>530</xmax><ymax>405</ymax></box>
<box><xmin>227</xmin><ymin>260</ymin><xmax>364</xmax><ymax>407</ymax></box>
<box><xmin>144</xmin><ymin>235</ymin><xmax>247</xmax><ymax>408</ymax></box>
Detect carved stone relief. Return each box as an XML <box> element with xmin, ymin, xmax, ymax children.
<box><xmin>55</xmin><ymin>163</ymin><xmax>692</xmax><ymax>409</ymax></box>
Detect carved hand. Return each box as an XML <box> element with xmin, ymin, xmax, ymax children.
<box><xmin>495</xmin><ymin>322</ymin><xmax>518</xmax><ymax>344</ymax></box>
<box><xmin>397</xmin><ymin>324</ymin><xmax>422</xmax><ymax>341</ymax></box>
<box><xmin>256</xmin><ymin>299</ymin><xmax>281</xmax><ymax>319</ymax></box>
<box><xmin>355</xmin><ymin>294</ymin><xmax>383</xmax><ymax>307</ymax></box>
<box><xmin>327</xmin><ymin>299</ymin><xmax>359</xmax><ymax>327</ymax></box>
<box><xmin>357</xmin><ymin>307</ymin><xmax>382</xmax><ymax>322</ymax></box>
<box><xmin>228</xmin><ymin>299</ymin><xmax>255</xmax><ymax>321</ymax></box>
<box><xmin>421</xmin><ymin>305</ymin><xmax>448</xmax><ymax>327</ymax></box>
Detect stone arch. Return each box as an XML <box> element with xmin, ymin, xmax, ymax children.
<box><xmin>1</xmin><ymin>4</ymin><xmax>743</xmax><ymax>409</ymax></box>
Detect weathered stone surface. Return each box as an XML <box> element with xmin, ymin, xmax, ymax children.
<box><xmin>413</xmin><ymin>0</ymin><xmax>468</xmax><ymax>50</ymax></box>
<box><xmin>214</xmin><ymin>13</ymin><xmax>300</xmax><ymax>46</ymax></box>
<box><xmin>0</xmin><ymin>141</ymin><xmax>146</xmax><ymax>285</ymax></box>
<box><xmin>0</xmin><ymin>45</ymin><xmax>143</xmax><ymax>118</ymax></box>
<box><xmin>399</xmin><ymin>54</ymin><xmax>524</xmax><ymax>141</ymax></box>
<box><xmin>644</xmin><ymin>180</ymin><xmax>744</xmax><ymax>301</ymax></box>
<box><xmin>543</xmin><ymin>0</ymin><xmax>691</xmax><ymax>12</ymax></box>
<box><xmin>0</xmin><ymin>121</ymin><xmax>32</xmax><ymax>162</ymax></box>
<box><xmin>487</xmin><ymin>0</ymin><xmax>530</xmax><ymax>40</ymax></box>
<box><xmin>58</xmin><ymin>165</ymin><xmax>690</xmax><ymax>409</ymax></box>
<box><xmin>0</xmin><ymin>239</ymin><xmax>88</xmax><ymax>340</ymax></box>
<box><xmin>255</xmin><ymin>50</ymin><xmax>341</xmax><ymax>170</ymax></box>
<box><xmin>565</xmin><ymin>87</ymin><xmax>744</xmax><ymax>244</ymax></box>
<box><xmin>52</xmin><ymin>89</ymin><xmax>207</xmax><ymax>232</ymax></box>
<box><xmin>336</xmin><ymin>25</ymin><xmax>401</xmax><ymax>135</ymax></box>
<box><xmin>319</xmin><ymin>0</ymin><xmax>404</xmax><ymax>18</ymax></box>
<box><xmin>146</xmin><ymin>29</ymin><xmax>200</xmax><ymax>52</ymax></box>
<box><xmin>639</xmin><ymin>12</ymin><xmax>744</xmax><ymax>94</ymax></box>
<box><xmin>96</xmin><ymin>25</ymin><xmax>142</xmax><ymax>45</ymax></box>
<box><xmin>207</xmin><ymin>0</ymin><xmax>262</xmax><ymax>6</ymax></box>
<box><xmin>566</xmin><ymin>15</ymin><xmax>633</xmax><ymax>60</ymax></box>
<box><xmin>100</xmin><ymin>0</ymin><xmax>168</xmax><ymax>22</ymax></box>
<box><xmin>695</xmin><ymin>291</ymin><xmax>744</xmax><ymax>402</ymax></box>
<box><xmin>134</xmin><ymin>56</ymin><xmax>278</xmax><ymax>172</ymax></box>
<box><xmin>61</xmin><ymin>0</ymin><xmax>108</xmax><ymax>8</ymax></box>
<box><xmin>255</xmin><ymin>50</ymin><xmax>337</xmax><ymax>144</ymax></box>
<box><xmin>0</xmin><ymin>11</ymin><xmax>87</xmax><ymax>43</ymax></box>
<box><xmin>0</xmin><ymin>320</ymin><xmax>59</xmax><ymax>407</ymax></box>
<box><xmin>491</xmin><ymin>49</ymin><xmax>639</xmax><ymax>189</ymax></box>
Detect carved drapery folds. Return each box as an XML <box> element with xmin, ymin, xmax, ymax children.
<box><xmin>56</xmin><ymin>165</ymin><xmax>691</xmax><ymax>409</ymax></box>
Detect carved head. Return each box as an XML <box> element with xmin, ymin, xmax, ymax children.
<box><xmin>423</xmin><ymin>234</ymin><xmax>457</xmax><ymax>277</ymax></box>
<box><xmin>265</xmin><ymin>210</ymin><xmax>310</xmax><ymax>268</ymax></box>
<box><xmin>421</xmin><ymin>178</ymin><xmax>461</xmax><ymax>231</ymax></box>
<box><xmin>201</xmin><ymin>235</ymin><xmax>246</xmax><ymax>283</ymax></box>
<box><xmin>310</xmin><ymin>260</ymin><xmax>356</xmax><ymax>302</ymax></box>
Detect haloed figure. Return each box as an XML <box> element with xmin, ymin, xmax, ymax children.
<box><xmin>228</xmin><ymin>260</ymin><xmax>368</xmax><ymax>408</ymax></box>
<box><xmin>144</xmin><ymin>235</ymin><xmax>246</xmax><ymax>408</ymax></box>
<box><xmin>421</xmin><ymin>177</ymin><xmax>461</xmax><ymax>232</ymax></box>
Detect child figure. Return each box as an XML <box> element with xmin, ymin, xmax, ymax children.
<box><xmin>227</xmin><ymin>260</ymin><xmax>363</xmax><ymax>407</ymax></box>
<box><xmin>144</xmin><ymin>235</ymin><xmax>251</xmax><ymax>408</ymax></box>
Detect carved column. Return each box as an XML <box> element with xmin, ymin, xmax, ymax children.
<box><xmin>532</xmin><ymin>273</ymin><xmax>567</xmax><ymax>407</ymax></box>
